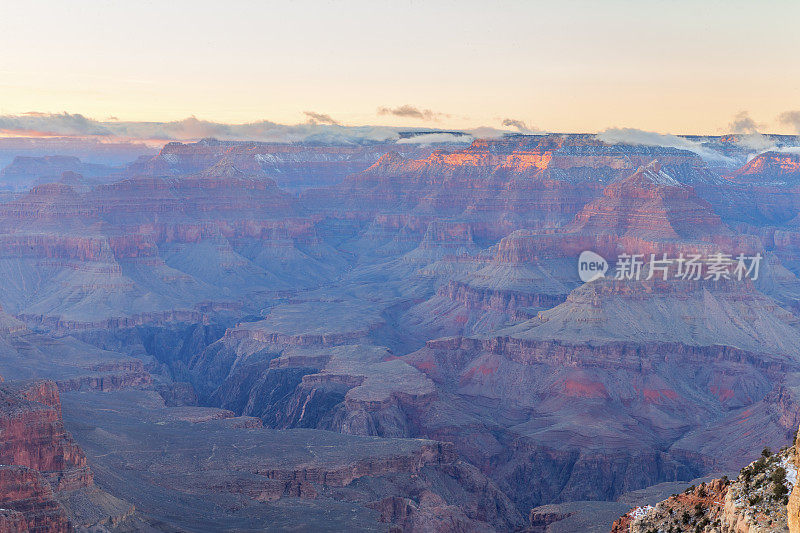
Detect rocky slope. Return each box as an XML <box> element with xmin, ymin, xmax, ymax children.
<box><xmin>711</xmin><ymin>151</ymin><xmax>800</xmax><ymax>227</ymax></box>
<box><xmin>613</xmin><ymin>444</ymin><xmax>796</xmax><ymax>532</ymax></box>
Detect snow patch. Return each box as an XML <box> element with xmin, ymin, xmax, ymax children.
<box><xmin>641</xmin><ymin>165</ymin><xmax>683</xmax><ymax>187</ymax></box>
<box><xmin>630</xmin><ymin>505</ymin><xmax>655</xmax><ymax>520</ymax></box>
<box><xmin>781</xmin><ymin>453</ymin><xmax>797</xmax><ymax>489</ymax></box>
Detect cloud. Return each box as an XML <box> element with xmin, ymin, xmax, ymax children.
<box><xmin>732</xmin><ymin>133</ymin><xmax>775</xmax><ymax>153</ymax></box>
<box><xmin>377</xmin><ymin>105</ymin><xmax>445</xmax><ymax>121</ymax></box>
<box><xmin>598</xmin><ymin>123</ymin><xmax>800</xmax><ymax>164</ymax></box>
<box><xmin>596</xmin><ymin>127</ymin><xmax>733</xmax><ymax>163</ymax></box>
<box><xmin>0</xmin><ymin>112</ymin><xmax>495</xmax><ymax>146</ymax></box>
<box><xmin>0</xmin><ymin>113</ymin><xmax>400</xmax><ymax>144</ymax></box>
<box><xmin>779</xmin><ymin>111</ymin><xmax>800</xmax><ymax>133</ymax></box>
<box><xmin>465</xmin><ymin>126</ymin><xmax>509</xmax><ymax>139</ymax></box>
<box><xmin>303</xmin><ymin>111</ymin><xmax>339</xmax><ymax>125</ymax></box>
<box><xmin>501</xmin><ymin>118</ymin><xmax>538</xmax><ymax>133</ymax></box>
<box><xmin>396</xmin><ymin>133</ymin><xmax>473</xmax><ymax>144</ymax></box>
<box><xmin>0</xmin><ymin>112</ymin><xmax>113</xmax><ymax>136</ymax></box>
<box><xmin>727</xmin><ymin>111</ymin><xmax>760</xmax><ymax>134</ymax></box>
<box><xmin>773</xmin><ymin>146</ymin><xmax>800</xmax><ymax>154</ymax></box>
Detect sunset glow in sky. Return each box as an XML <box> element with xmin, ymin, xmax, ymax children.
<box><xmin>2</xmin><ymin>0</ymin><xmax>799</xmax><ymax>135</ymax></box>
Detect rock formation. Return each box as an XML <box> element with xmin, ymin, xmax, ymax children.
<box><xmin>614</xmin><ymin>443</ymin><xmax>796</xmax><ymax>532</ymax></box>
<box><xmin>1</xmin><ymin>134</ymin><xmax>800</xmax><ymax>530</ymax></box>
<box><xmin>0</xmin><ymin>155</ymin><xmax>118</xmax><ymax>191</ymax></box>
<box><xmin>0</xmin><ymin>379</ymin><xmax>137</xmax><ymax>531</ymax></box>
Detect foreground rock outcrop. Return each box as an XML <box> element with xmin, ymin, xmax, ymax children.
<box><xmin>614</xmin><ymin>444</ymin><xmax>796</xmax><ymax>532</ymax></box>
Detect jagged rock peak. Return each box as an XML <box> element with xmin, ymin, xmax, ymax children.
<box><xmin>613</xmin><ymin>159</ymin><xmax>684</xmax><ymax>188</ymax></box>
<box><xmin>198</xmin><ymin>157</ymin><xmax>249</xmax><ymax>178</ymax></box>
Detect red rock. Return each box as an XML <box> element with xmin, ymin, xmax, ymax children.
<box><xmin>0</xmin><ymin>508</ymin><xmax>29</xmax><ymax>533</ymax></box>
<box><xmin>0</xmin><ymin>466</ymin><xmax>71</xmax><ymax>533</ymax></box>
<box><xmin>730</xmin><ymin>151</ymin><xmax>800</xmax><ymax>183</ymax></box>
<box><xmin>0</xmin><ymin>380</ymin><xmax>142</xmax><ymax>530</ymax></box>
<box><xmin>0</xmin><ymin>380</ymin><xmax>92</xmax><ymax>491</ymax></box>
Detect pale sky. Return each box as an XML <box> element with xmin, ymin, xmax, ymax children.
<box><xmin>1</xmin><ymin>0</ymin><xmax>799</xmax><ymax>134</ymax></box>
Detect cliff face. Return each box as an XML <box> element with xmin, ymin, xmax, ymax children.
<box><xmin>0</xmin><ymin>380</ymin><xmax>92</xmax><ymax>492</ymax></box>
<box><xmin>0</xmin><ymin>466</ymin><xmax>72</xmax><ymax>533</ymax></box>
<box><xmin>151</xmin><ymin>151</ymin><xmax>800</xmax><ymax>520</ymax></box>
<box><xmin>0</xmin><ymin>380</ymin><xmax>130</xmax><ymax>531</ymax></box>
<box><xmin>0</xmin><ymin>309</ymin><xmax>153</xmax><ymax>393</ymax></box>
<box><xmin>189</xmin><ymin>277</ymin><xmax>800</xmax><ymax>513</ymax></box>
<box><xmin>349</xmin><ymin>135</ymin><xmax>710</xmax><ymax>184</ymax></box>
<box><xmin>714</xmin><ymin>151</ymin><xmax>800</xmax><ymax>226</ymax></box>
<box><xmin>0</xmin><ymin>136</ymin><xmax>757</xmax><ymax>328</ymax></box>
<box><xmin>496</xmin><ymin>160</ymin><xmax>755</xmax><ymax>261</ymax></box>
<box><xmin>303</xmin><ymin>135</ymin><xmax>649</xmax><ymax>240</ymax></box>
<box><xmin>567</xmin><ymin>161</ymin><xmax>732</xmax><ymax>241</ymax></box>
<box><xmin>397</xmin><ymin>263</ymin><xmax>800</xmax><ymax>509</ymax></box>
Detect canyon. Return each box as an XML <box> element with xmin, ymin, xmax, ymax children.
<box><xmin>1</xmin><ymin>133</ymin><xmax>800</xmax><ymax>531</ymax></box>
